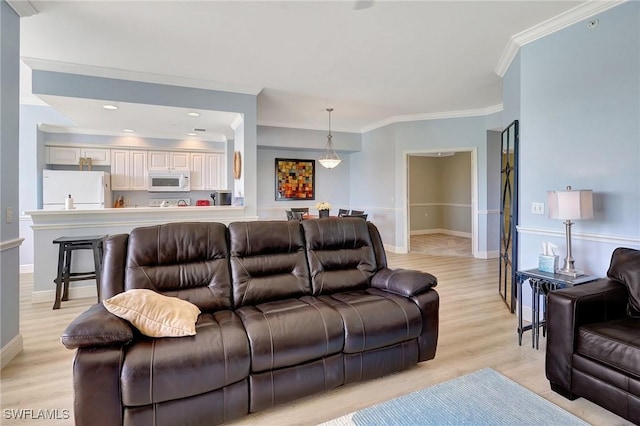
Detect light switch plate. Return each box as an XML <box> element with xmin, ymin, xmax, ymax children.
<box><xmin>6</xmin><ymin>207</ymin><xmax>13</xmax><ymax>223</ymax></box>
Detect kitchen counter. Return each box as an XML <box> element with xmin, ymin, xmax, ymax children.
<box><xmin>25</xmin><ymin>206</ymin><xmax>257</xmax><ymax>304</ymax></box>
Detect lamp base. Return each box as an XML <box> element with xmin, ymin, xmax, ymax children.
<box><xmin>556</xmin><ymin>268</ymin><xmax>584</xmax><ymax>278</ymax></box>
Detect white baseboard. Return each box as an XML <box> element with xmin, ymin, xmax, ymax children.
<box><xmin>383</xmin><ymin>244</ymin><xmax>407</xmax><ymax>254</ymax></box>
<box><xmin>410</xmin><ymin>229</ymin><xmax>471</xmax><ymax>238</ymax></box>
<box><xmin>19</xmin><ymin>264</ymin><xmax>34</xmax><ymax>274</ymax></box>
<box><xmin>1</xmin><ymin>334</ymin><xmax>23</xmax><ymax>369</ymax></box>
<box><xmin>31</xmin><ymin>285</ymin><xmax>97</xmax><ymax>305</ymax></box>
<box><xmin>475</xmin><ymin>250</ymin><xmax>500</xmax><ymax>259</ymax></box>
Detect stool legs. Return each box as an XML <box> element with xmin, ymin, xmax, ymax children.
<box><xmin>53</xmin><ymin>243</ymin><xmax>66</xmax><ymax>310</ymax></box>
<box><xmin>92</xmin><ymin>239</ymin><xmax>103</xmax><ymax>302</ymax></box>
<box><xmin>62</xmin><ymin>245</ymin><xmax>72</xmax><ymax>302</ymax></box>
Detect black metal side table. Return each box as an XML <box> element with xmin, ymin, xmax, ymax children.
<box><xmin>52</xmin><ymin>235</ymin><xmax>106</xmax><ymax>310</ymax></box>
<box><xmin>516</xmin><ymin>269</ymin><xmax>598</xmax><ymax>349</ymax></box>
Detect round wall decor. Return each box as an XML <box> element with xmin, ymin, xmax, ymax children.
<box><xmin>233</xmin><ymin>151</ymin><xmax>242</xmax><ymax>179</ymax></box>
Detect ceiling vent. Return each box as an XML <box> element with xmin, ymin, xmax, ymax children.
<box><xmin>193</xmin><ymin>128</ymin><xmax>206</xmax><ymax>132</ymax></box>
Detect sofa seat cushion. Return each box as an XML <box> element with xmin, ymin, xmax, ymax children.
<box><xmin>237</xmin><ymin>296</ymin><xmax>344</xmax><ymax>373</ymax></box>
<box><xmin>577</xmin><ymin>318</ymin><xmax>640</xmax><ymax>378</ymax></box>
<box><xmin>121</xmin><ymin>311</ymin><xmax>250</xmax><ymax>406</ymax></box>
<box><xmin>319</xmin><ymin>288</ymin><xmax>422</xmax><ymax>353</ymax></box>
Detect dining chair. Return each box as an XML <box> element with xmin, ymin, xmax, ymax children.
<box><xmin>350</xmin><ymin>210</ymin><xmax>365</xmax><ymax>215</ymax></box>
<box><xmin>291</xmin><ymin>207</ymin><xmax>309</xmax><ymax>214</ymax></box>
<box><xmin>338</xmin><ymin>209</ymin><xmax>349</xmax><ymax>217</ymax></box>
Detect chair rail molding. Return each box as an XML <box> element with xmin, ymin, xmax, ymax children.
<box><xmin>0</xmin><ymin>237</ymin><xmax>25</xmax><ymax>252</ymax></box>
<box><xmin>516</xmin><ymin>226</ymin><xmax>640</xmax><ymax>246</ymax></box>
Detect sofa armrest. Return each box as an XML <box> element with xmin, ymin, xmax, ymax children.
<box><xmin>61</xmin><ymin>303</ymin><xmax>134</xmax><ymax>349</ymax></box>
<box><xmin>371</xmin><ymin>268</ymin><xmax>437</xmax><ymax>297</ymax></box>
<box><xmin>546</xmin><ymin>278</ymin><xmax>628</xmax><ymax>392</ymax></box>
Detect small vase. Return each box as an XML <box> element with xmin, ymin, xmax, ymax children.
<box><xmin>319</xmin><ymin>209</ymin><xmax>329</xmax><ymax>218</ymax></box>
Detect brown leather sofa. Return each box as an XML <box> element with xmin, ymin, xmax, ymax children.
<box><xmin>62</xmin><ymin>218</ymin><xmax>439</xmax><ymax>425</ymax></box>
<box><xmin>546</xmin><ymin>247</ymin><xmax>640</xmax><ymax>423</ymax></box>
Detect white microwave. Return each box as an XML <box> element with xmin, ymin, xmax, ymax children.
<box><xmin>148</xmin><ymin>170</ymin><xmax>190</xmax><ymax>192</ymax></box>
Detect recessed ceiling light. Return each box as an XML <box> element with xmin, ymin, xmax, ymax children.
<box><xmin>187</xmin><ymin>132</ymin><xmax>197</xmax><ymax>136</ymax></box>
<box><xmin>102</xmin><ymin>104</ymin><xmax>118</xmax><ymax>110</ymax></box>
<box><xmin>187</xmin><ymin>112</ymin><xmax>200</xmax><ymax>117</ymax></box>
<box><xmin>123</xmin><ymin>129</ymin><xmax>134</xmax><ymax>133</ymax></box>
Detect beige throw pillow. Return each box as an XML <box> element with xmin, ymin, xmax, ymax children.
<box><xmin>103</xmin><ymin>289</ymin><xmax>201</xmax><ymax>338</ymax></box>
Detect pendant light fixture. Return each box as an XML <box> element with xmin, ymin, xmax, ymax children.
<box><xmin>319</xmin><ymin>108</ymin><xmax>342</xmax><ymax>169</ymax></box>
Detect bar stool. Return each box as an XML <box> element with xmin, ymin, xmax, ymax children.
<box><xmin>52</xmin><ymin>235</ymin><xmax>106</xmax><ymax>310</ymax></box>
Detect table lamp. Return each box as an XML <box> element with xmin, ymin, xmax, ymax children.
<box><xmin>547</xmin><ymin>186</ymin><xmax>593</xmax><ymax>277</ymax></box>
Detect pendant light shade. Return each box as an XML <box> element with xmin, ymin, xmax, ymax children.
<box><xmin>319</xmin><ymin>108</ymin><xmax>342</xmax><ymax>169</ymax></box>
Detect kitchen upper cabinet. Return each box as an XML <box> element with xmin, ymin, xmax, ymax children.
<box><xmin>206</xmin><ymin>153</ymin><xmax>225</xmax><ymax>190</ymax></box>
<box><xmin>47</xmin><ymin>146</ymin><xmax>81</xmax><ymax>165</ymax></box>
<box><xmin>190</xmin><ymin>152</ymin><xmax>225</xmax><ymax>190</ymax></box>
<box><xmin>46</xmin><ymin>146</ymin><xmax>111</xmax><ymax>166</ymax></box>
<box><xmin>111</xmin><ymin>149</ymin><xmax>148</xmax><ymax>190</ymax></box>
<box><xmin>82</xmin><ymin>148</ymin><xmax>111</xmax><ymax>165</ymax></box>
<box><xmin>148</xmin><ymin>151</ymin><xmax>190</xmax><ymax>170</ymax></box>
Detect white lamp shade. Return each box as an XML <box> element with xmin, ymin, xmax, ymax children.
<box><xmin>547</xmin><ymin>188</ymin><xmax>593</xmax><ymax>220</ymax></box>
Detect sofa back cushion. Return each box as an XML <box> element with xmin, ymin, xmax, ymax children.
<box><xmin>607</xmin><ymin>247</ymin><xmax>640</xmax><ymax>316</ymax></box>
<box><xmin>125</xmin><ymin>222</ymin><xmax>232</xmax><ymax>311</ymax></box>
<box><xmin>302</xmin><ymin>218</ymin><xmax>377</xmax><ymax>295</ymax></box>
<box><xmin>229</xmin><ymin>221</ymin><xmax>311</xmax><ymax>307</ymax></box>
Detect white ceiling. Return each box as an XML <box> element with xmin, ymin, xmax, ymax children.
<box><xmin>17</xmin><ymin>0</ymin><xmax>605</xmax><ymax>139</ymax></box>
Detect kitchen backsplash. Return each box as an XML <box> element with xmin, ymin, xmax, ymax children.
<box><xmin>112</xmin><ymin>190</ymin><xmax>219</xmax><ymax>208</ymax></box>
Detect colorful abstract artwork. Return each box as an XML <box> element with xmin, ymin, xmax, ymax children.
<box><xmin>275</xmin><ymin>158</ymin><xmax>315</xmax><ymax>200</ymax></box>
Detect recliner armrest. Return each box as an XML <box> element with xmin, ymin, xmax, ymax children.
<box><xmin>371</xmin><ymin>268</ymin><xmax>437</xmax><ymax>297</ymax></box>
<box><xmin>61</xmin><ymin>303</ymin><xmax>134</xmax><ymax>349</ymax></box>
<box><xmin>546</xmin><ymin>278</ymin><xmax>627</xmax><ymax>392</ymax></box>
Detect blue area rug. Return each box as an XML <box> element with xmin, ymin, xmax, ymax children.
<box><xmin>320</xmin><ymin>368</ymin><xmax>589</xmax><ymax>425</ymax></box>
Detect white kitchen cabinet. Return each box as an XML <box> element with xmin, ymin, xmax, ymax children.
<box><xmin>170</xmin><ymin>152</ymin><xmax>190</xmax><ymax>170</ymax></box>
<box><xmin>147</xmin><ymin>151</ymin><xmax>169</xmax><ymax>170</ymax></box>
<box><xmin>46</xmin><ymin>146</ymin><xmax>111</xmax><ymax>166</ymax></box>
<box><xmin>82</xmin><ymin>148</ymin><xmax>111</xmax><ymax>165</ymax></box>
<box><xmin>190</xmin><ymin>152</ymin><xmax>225</xmax><ymax>190</ymax></box>
<box><xmin>130</xmin><ymin>150</ymin><xmax>148</xmax><ymax>190</ymax></box>
<box><xmin>111</xmin><ymin>149</ymin><xmax>148</xmax><ymax>190</ymax></box>
<box><xmin>206</xmin><ymin>153</ymin><xmax>225</xmax><ymax>190</ymax></box>
<box><xmin>190</xmin><ymin>153</ymin><xmax>206</xmax><ymax>190</ymax></box>
<box><xmin>46</xmin><ymin>146</ymin><xmax>81</xmax><ymax>165</ymax></box>
<box><xmin>148</xmin><ymin>151</ymin><xmax>190</xmax><ymax>170</ymax></box>
<box><xmin>110</xmin><ymin>150</ymin><xmax>130</xmax><ymax>190</ymax></box>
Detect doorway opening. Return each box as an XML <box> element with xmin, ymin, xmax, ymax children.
<box><xmin>404</xmin><ymin>148</ymin><xmax>477</xmax><ymax>258</ymax></box>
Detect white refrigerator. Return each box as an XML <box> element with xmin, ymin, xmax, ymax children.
<box><xmin>43</xmin><ymin>170</ymin><xmax>112</xmax><ymax>210</ymax></box>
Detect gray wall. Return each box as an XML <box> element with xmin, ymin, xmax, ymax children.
<box><xmin>513</xmin><ymin>2</ymin><xmax>640</xmax><ymax>277</ymax></box>
<box><xmin>256</xmin><ymin>125</ymin><xmax>355</xmax><ymax>220</ymax></box>
<box><xmin>1</xmin><ymin>0</ymin><xmax>21</xmax><ymax>356</ymax></box>
<box><xmin>353</xmin><ymin>115</ymin><xmax>494</xmax><ymax>254</ymax></box>
<box><xmin>409</xmin><ymin>153</ymin><xmax>472</xmax><ymax>235</ymax></box>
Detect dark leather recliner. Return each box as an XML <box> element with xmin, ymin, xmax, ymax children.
<box><xmin>62</xmin><ymin>218</ymin><xmax>439</xmax><ymax>426</ymax></box>
<box><xmin>546</xmin><ymin>247</ymin><xmax>640</xmax><ymax>423</ymax></box>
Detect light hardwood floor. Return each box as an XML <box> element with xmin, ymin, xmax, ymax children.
<box><xmin>1</xmin><ymin>253</ymin><xmax>630</xmax><ymax>425</ymax></box>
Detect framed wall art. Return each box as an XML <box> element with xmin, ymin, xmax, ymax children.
<box><xmin>275</xmin><ymin>158</ymin><xmax>315</xmax><ymax>200</ymax></box>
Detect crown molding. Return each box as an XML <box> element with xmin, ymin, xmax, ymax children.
<box><xmin>257</xmin><ymin>120</ymin><xmax>359</xmax><ymax>134</ymax></box>
<box><xmin>7</xmin><ymin>1</ymin><xmax>38</xmax><ymax>17</ymax></box>
<box><xmin>360</xmin><ymin>104</ymin><xmax>503</xmax><ymax>133</ymax></box>
<box><xmin>22</xmin><ymin>57</ymin><xmax>264</xmax><ymax>96</ymax></box>
<box><xmin>259</xmin><ymin>104</ymin><xmax>503</xmax><ymax>134</ymax></box>
<box><xmin>495</xmin><ymin>0</ymin><xmax>627</xmax><ymax>77</ymax></box>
